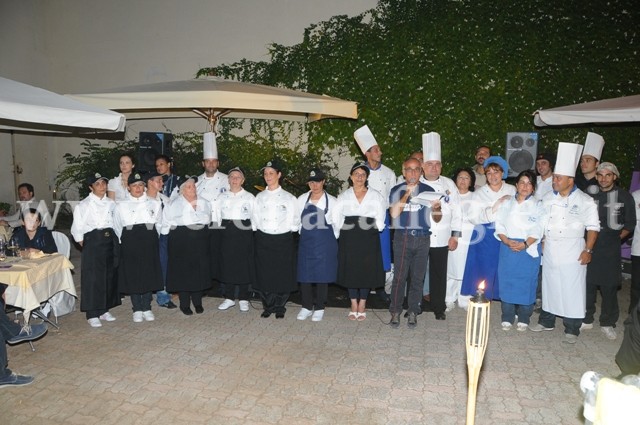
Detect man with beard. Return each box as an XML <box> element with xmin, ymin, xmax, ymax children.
<box><xmin>581</xmin><ymin>162</ymin><xmax>635</xmax><ymax>340</ymax></box>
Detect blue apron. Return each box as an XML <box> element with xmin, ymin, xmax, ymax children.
<box><xmin>497</xmin><ymin>239</ymin><xmax>541</xmax><ymax>305</ymax></box>
<box><xmin>460</xmin><ymin>223</ymin><xmax>501</xmax><ymax>300</ymax></box>
<box><xmin>297</xmin><ymin>192</ymin><xmax>338</xmax><ymax>283</ymax></box>
<box><xmin>380</xmin><ymin>212</ymin><xmax>392</xmax><ymax>272</ymax></box>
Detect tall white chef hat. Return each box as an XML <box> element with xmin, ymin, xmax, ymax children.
<box><xmin>583</xmin><ymin>132</ymin><xmax>604</xmax><ymax>161</ymax></box>
<box><xmin>555</xmin><ymin>142</ymin><xmax>583</xmax><ymax>177</ymax></box>
<box><xmin>203</xmin><ymin>132</ymin><xmax>218</xmax><ymax>160</ymax></box>
<box><xmin>354</xmin><ymin>125</ymin><xmax>378</xmax><ymax>155</ymax></box>
<box><xmin>422</xmin><ymin>132</ymin><xmax>441</xmax><ymax>162</ymax></box>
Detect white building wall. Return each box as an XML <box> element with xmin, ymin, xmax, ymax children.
<box><xmin>0</xmin><ymin>0</ymin><xmax>376</xmax><ymax>206</ymax></box>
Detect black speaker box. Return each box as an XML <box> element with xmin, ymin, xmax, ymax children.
<box><xmin>138</xmin><ymin>132</ymin><xmax>173</xmax><ymax>173</ymax></box>
<box><xmin>506</xmin><ymin>132</ymin><xmax>538</xmax><ymax>177</ymax></box>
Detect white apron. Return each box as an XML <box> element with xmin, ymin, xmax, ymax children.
<box><xmin>542</xmin><ymin>237</ymin><xmax>586</xmax><ymax>318</ymax></box>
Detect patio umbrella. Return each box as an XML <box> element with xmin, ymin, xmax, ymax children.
<box><xmin>533</xmin><ymin>94</ymin><xmax>640</xmax><ymax>127</ymax></box>
<box><xmin>67</xmin><ymin>76</ymin><xmax>358</xmax><ymax>129</ymax></box>
<box><xmin>0</xmin><ymin>76</ymin><xmax>126</xmax><ymax>133</ymax></box>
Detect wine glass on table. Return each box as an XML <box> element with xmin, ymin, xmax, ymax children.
<box><xmin>8</xmin><ymin>236</ymin><xmax>19</xmax><ymax>258</ymax></box>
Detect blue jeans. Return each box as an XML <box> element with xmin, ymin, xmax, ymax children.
<box><xmin>501</xmin><ymin>302</ymin><xmax>534</xmax><ymax>325</ymax></box>
<box><xmin>156</xmin><ymin>234</ymin><xmax>171</xmax><ymax>306</ymax></box>
<box><xmin>0</xmin><ymin>300</ymin><xmax>23</xmax><ymax>379</ymax></box>
<box><xmin>131</xmin><ymin>292</ymin><xmax>153</xmax><ymax>312</ymax></box>
<box><xmin>539</xmin><ymin>309</ymin><xmax>582</xmax><ymax>336</ymax></box>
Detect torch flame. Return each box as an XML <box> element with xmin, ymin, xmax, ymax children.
<box><xmin>478</xmin><ymin>280</ymin><xmax>485</xmax><ymax>291</ymax></box>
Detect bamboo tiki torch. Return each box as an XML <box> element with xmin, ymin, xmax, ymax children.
<box><xmin>465</xmin><ymin>280</ymin><xmax>490</xmax><ymax>425</ymax></box>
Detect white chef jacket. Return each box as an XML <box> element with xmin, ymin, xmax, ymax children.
<box><xmin>535</xmin><ymin>175</ymin><xmax>553</xmax><ymax>201</ymax></box>
<box><xmin>367</xmin><ymin>163</ymin><xmax>396</xmax><ymax>204</ymax></box>
<box><xmin>113</xmin><ymin>194</ymin><xmax>162</xmax><ymax>239</ymax></box>
<box><xmin>70</xmin><ymin>192</ymin><xmax>116</xmax><ymax>243</ymax></box>
<box><xmin>420</xmin><ymin>175</ymin><xmax>462</xmax><ymax>247</ymax></box>
<box><xmin>540</xmin><ymin>186</ymin><xmax>600</xmax><ymax>318</ymax></box>
<box><xmin>160</xmin><ymin>195</ymin><xmax>211</xmax><ymax>235</ymax></box>
<box><xmin>252</xmin><ymin>186</ymin><xmax>300</xmax><ymax>234</ymax></box>
<box><xmin>197</xmin><ymin>171</ymin><xmax>230</xmax><ymax>222</ymax></box>
<box><xmin>465</xmin><ymin>182</ymin><xmax>516</xmax><ymax>225</ymax></box>
<box><xmin>214</xmin><ymin>188</ymin><xmax>255</xmax><ymax>223</ymax></box>
<box><xmin>107</xmin><ymin>174</ymin><xmax>130</xmax><ymax>202</ymax></box>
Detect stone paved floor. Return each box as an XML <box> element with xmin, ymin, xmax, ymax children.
<box><xmin>0</xmin><ymin>242</ymin><xmax>626</xmax><ymax>424</ymax></box>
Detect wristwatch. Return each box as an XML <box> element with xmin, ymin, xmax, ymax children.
<box><xmin>584</xmin><ymin>248</ymin><xmax>593</xmax><ymax>254</ymax></box>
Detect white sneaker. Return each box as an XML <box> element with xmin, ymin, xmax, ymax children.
<box><xmin>142</xmin><ymin>310</ymin><xmax>155</xmax><ymax>321</ymax></box>
<box><xmin>133</xmin><ymin>311</ymin><xmax>143</xmax><ymax>323</ymax></box>
<box><xmin>501</xmin><ymin>321</ymin><xmax>512</xmax><ymax>331</ymax></box>
<box><xmin>516</xmin><ymin>322</ymin><xmax>528</xmax><ymax>332</ymax></box>
<box><xmin>87</xmin><ymin>318</ymin><xmax>102</xmax><ymax>328</ymax></box>
<box><xmin>297</xmin><ymin>308</ymin><xmax>313</xmax><ymax>320</ymax></box>
<box><xmin>580</xmin><ymin>322</ymin><xmax>594</xmax><ymax>330</ymax></box>
<box><xmin>218</xmin><ymin>299</ymin><xmax>236</xmax><ymax>310</ymax></box>
<box><xmin>445</xmin><ymin>302</ymin><xmax>455</xmax><ymax>312</ymax></box>
<box><xmin>311</xmin><ymin>310</ymin><xmax>325</xmax><ymax>322</ymax></box>
<box><xmin>99</xmin><ymin>312</ymin><xmax>116</xmax><ymax>322</ymax></box>
<box><xmin>239</xmin><ymin>300</ymin><xmax>250</xmax><ymax>312</ymax></box>
<box><xmin>563</xmin><ymin>333</ymin><xmax>578</xmax><ymax>344</ymax></box>
<box><xmin>601</xmin><ymin>326</ymin><xmax>617</xmax><ymax>340</ymax></box>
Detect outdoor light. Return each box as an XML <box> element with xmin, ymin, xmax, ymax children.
<box><xmin>465</xmin><ymin>280</ymin><xmax>490</xmax><ymax>425</ymax></box>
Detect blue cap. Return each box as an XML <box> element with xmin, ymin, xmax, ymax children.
<box><xmin>484</xmin><ymin>156</ymin><xmax>509</xmax><ymax>180</ymax></box>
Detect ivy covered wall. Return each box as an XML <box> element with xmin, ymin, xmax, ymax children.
<box><xmin>199</xmin><ymin>0</ymin><xmax>640</xmax><ymax>185</ymax></box>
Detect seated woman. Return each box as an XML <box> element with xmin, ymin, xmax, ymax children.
<box><xmin>11</xmin><ymin>208</ymin><xmax>57</xmax><ymax>254</ymax></box>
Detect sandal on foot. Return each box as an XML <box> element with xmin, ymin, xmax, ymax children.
<box><xmin>348</xmin><ymin>311</ymin><xmax>358</xmax><ymax>321</ymax></box>
<box><xmin>356</xmin><ymin>312</ymin><xmax>367</xmax><ymax>321</ymax></box>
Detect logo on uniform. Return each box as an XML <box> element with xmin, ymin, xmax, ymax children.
<box><xmin>569</xmin><ymin>204</ymin><xmax>580</xmax><ymax>215</ymax></box>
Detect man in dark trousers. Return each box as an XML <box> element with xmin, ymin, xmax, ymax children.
<box><xmin>388</xmin><ymin>157</ymin><xmax>441</xmax><ymax>328</ymax></box>
<box><xmin>582</xmin><ymin>162</ymin><xmax>636</xmax><ymax>341</ymax></box>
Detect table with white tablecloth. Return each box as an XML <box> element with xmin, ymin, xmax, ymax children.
<box><xmin>0</xmin><ymin>253</ymin><xmax>76</xmax><ymax>320</ymax></box>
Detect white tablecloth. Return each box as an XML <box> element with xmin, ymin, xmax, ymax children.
<box><xmin>1</xmin><ymin>253</ymin><xmax>76</xmax><ymax>319</ymax></box>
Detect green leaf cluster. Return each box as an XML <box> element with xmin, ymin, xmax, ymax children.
<box><xmin>199</xmin><ymin>0</ymin><xmax>640</xmax><ymax>186</ymax></box>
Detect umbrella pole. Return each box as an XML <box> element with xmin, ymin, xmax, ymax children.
<box><xmin>11</xmin><ymin>131</ymin><xmax>19</xmax><ymax>200</ymax></box>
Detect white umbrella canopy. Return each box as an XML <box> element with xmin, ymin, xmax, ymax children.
<box><xmin>533</xmin><ymin>94</ymin><xmax>640</xmax><ymax>127</ymax></box>
<box><xmin>0</xmin><ymin>76</ymin><xmax>126</xmax><ymax>133</ymax></box>
<box><xmin>67</xmin><ymin>76</ymin><xmax>358</xmax><ymax>127</ymax></box>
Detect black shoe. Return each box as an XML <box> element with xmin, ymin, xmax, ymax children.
<box><xmin>435</xmin><ymin>312</ymin><xmax>446</xmax><ymax>320</ymax></box>
<box><xmin>7</xmin><ymin>324</ymin><xmax>48</xmax><ymax>345</ymax></box>
<box><xmin>180</xmin><ymin>307</ymin><xmax>193</xmax><ymax>316</ymax></box>
<box><xmin>159</xmin><ymin>301</ymin><xmax>177</xmax><ymax>309</ymax></box>
<box><xmin>390</xmin><ymin>314</ymin><xmax>400</xmax><ymax>328</ymax></box>
<box><xmin>261</xmin><ymin>311</ymin><xmax>271</xmax><ymax>318</ymax></box>
<box><xmin>0</xmin><ymin>372</ymin><xmax>34</xmax><ymax>388</ymax></box>
<box><xmin>195</xmin><ymin>305</ymin><xmax>204</xmax><ymax>314</ymax></box>
<box><xmin>275</xmin><ymin>312</ymin><xmax>285</xmax><ymax>319</ymax></box>
<box><xmin>407</xmin><ymin>312</ymin><xmax>417</xmax><ymax>328</ymax></box>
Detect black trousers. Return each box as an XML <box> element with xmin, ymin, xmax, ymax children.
<box><xmin>584</xmin><ymin>282</ymin><xmax>619</xmax><ymax>328</ymax></box>
<box><xmin>427</xmin><ymin>246</ymin><xmax>448</xmax><ymax>315</ymax></box>
<box><xmin>300</xmin><ymin>284</ymin><xmax>328</xmax><ymax>311</ymax></box>
<box><xmin>259</xmin><ymin>292</ymin><xmax>289</xmax><ymax>314</ymax></box>
<box><xmin>178</xmin><ymin>291</ymin><xmax>204</xmax><ymax>309</ymax></box>
<box><xmin>630</xmin><ymin>256</ymin><xmax>640</xmax><ymax>314</ymax></box>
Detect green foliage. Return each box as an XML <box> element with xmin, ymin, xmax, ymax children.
<box><xmin>198</xmin><ymin>0</ymin><xmax>640</xmax><ymax>186</ymax></box>
<box><xmin>56</xmin><ymin>139</ymin><xmax>138</xmax><ymax>199</ymax></box>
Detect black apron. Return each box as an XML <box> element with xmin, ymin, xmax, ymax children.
<box><xmin>118</xmin><ymin>224</ymin><xmax>163</xmax><ymax>294</ymax></box>
<box><xmin>219</xmin><ymin>219</ymin><xmax>255</xmax><ymax>285</ymax></box>
<box><xmin>254</xmin><ymin>230</ymin><xmax>296</xmax><ymax>293</ymax></box>
<box><xmin>80</xmin><ymin>228</ymin><xmax>121</xmax><ymax>312</ymax></box>
<box><xmin>166</xmin><ymin>225</ymin><xmax>212</xmax><ymax>292</ymax></box>
<box><xmin>337</xmin><ymin>216</ymin><xmax>384</xmax><ymax>289</ymax></box>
